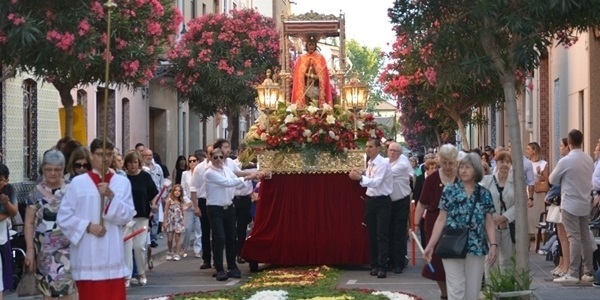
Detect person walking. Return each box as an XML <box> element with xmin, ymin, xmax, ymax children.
<box><xmin>424</xmin><ymin>153</ymin><xmax>497</xmax><ymax>300</ymax></box>
<box><xmin>204</xmin><ymin>148</ymin><xmax>255</xmax><ymax>281</ymax></box>
<box><xmin>164</xmin><ymin>185</ymin><xmax>186</xmax><ymax>261</ymax></box>
<box><xmin>550</xmin><ymin>129</ymin><xmax>595</xmax><ymax>283</ymax></box>
<box><xmin>349</xmin><ymin>138</ymin><xmax>393</xmax><ymax>279</ymax></box>
<box><xmin>181</xmin><ymin>155</ymin><xmax>202</xmax><ymax>258</ymax></box>
<box><xmin>57</xmin><ymin>138</ymin><xmax>136</xmax><ymax>300</ymax></box>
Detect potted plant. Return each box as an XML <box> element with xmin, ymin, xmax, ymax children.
<box><xmin>482</xmin><ymin>256</ymin><xmax>533</xmax><ymax>300</ymax></box>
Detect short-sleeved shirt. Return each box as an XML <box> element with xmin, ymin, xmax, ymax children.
<box><xmin>0</xmin><ymin>183</ymin><xmax>16</xmax><ymax>214</ymax></box>
<box><xmin>439</xmin><ymin>181</ymin><xmax>495</xmax><ymax>256</ymax></box>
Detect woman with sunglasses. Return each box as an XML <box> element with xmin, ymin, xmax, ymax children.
<box><xmin>181</xmin><ymin>155</ymin><xmax>202</xmax><ymax>258</ymax></box>
<box><xmin>64</xmin><ymin>146</ymin><xmax>92</xmax><ymax>181</ymax></box>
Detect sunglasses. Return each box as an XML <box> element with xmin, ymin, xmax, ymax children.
<box><xmin>212</xmin><ymin>155</ymin><xmax>224</xmax><ymax>160</ymax></box>
<box><xmin>188</xmin><ymin>159</ymin><xmax>197</xmax><ymax>163</ymax></box>
<box><xmin>74</xmin><ymin>163</ymin><xmax>90</xmax><ymax>169</ymax></box>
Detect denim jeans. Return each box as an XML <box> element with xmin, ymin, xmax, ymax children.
<box><xmin>182</xmin><ymin>208</ymin><xmax>202</xmax><ymax>254</ymax></box>
<box><xmin>207</xmin><ymin>205</ymin><xmax>237</xmax><ymax>272</ymax></box>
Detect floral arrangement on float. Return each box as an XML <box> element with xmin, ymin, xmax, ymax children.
<box><xmin>245</xmin><ymin>101</ymin><xmax>384</xmax><ymax>155</ymax></box>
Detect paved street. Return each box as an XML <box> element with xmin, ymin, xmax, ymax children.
<box><xmin>4</xmin><ymin>237</ymin><xmax>600</xmax><ymax>299</ymax></box>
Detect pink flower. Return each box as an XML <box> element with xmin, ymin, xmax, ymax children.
<box><xmin>78</xmin><ymin>19</ymin><xmax>90</xmax><ymax>36</ymax></box>
<box><xmin>0</xmin><ymin>32</ymin><xmax>7</xmax><ymax>44</ymax></box>
<box><xmin>147</xmin><ymin>45</ymin><xmax>155</xmax><ymax>55</ymax></box>
<box><xmin>121</xmin><ymin>60</ymin><xmax>140</xmax><ymax>77</ymax></box>
<box><xmin>243</xmin><ymin>60</ymin><xmax>252</xmax><ymax>68</ymax></box>
<box><xmin>91</xmin><ymin>1</ymin><xmax>105</xmax><ymax>18</ymax></box>
<box><xmin>147</xmin><ymin>22</ymin><xmax>162</xmax><ymax>36</ymax></box>
<box><xmin>425</xmin><ymin>67</ymin><xmax>437</xmax><ymax>85</ymax></box>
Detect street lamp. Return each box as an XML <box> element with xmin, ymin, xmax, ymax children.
<box><xmin>255</xmin><ymin>70</ymin><xmax>282</xmax><ymax>130</ymax></box>
<box><xmin>342</xmin><ymin>76</ymin><xmax>369</xmax><ymax>138</ymax></box>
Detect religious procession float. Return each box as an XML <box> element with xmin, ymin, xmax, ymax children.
<box><xmin>241</xmin><ymin>11</ymin><xmax>384</xmax><ymax>267</ymax></box>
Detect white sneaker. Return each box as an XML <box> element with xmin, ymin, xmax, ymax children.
<box><xmin>582</xmin><ymin>274</ymin><xmax>595</xmax><ymax>282</ymax></box>
<box><xmin>194</xmin><ymin>252</ymin><xmax>202</xmax><ymax>258</ymax></box>
<box><xmin>125</xmin><ymin>279</ymin><xmax>131</xmax><ymax>288</ymax></box>
<box><xmin>139</xmin><ymin>276</ymin><xmax>147</xmax><ymax>286</ymax></box>
<box><xmin>182</xmin><ymin>252</ymin><xmax>188</xmax><ymax>258</ymax></box>
<box><xmin>554</xmin><ymin>274</ymin><xmax>579</xmax><ymax>283</ymax></box>
<box><xmin>173</xmin><ymin>255</ymin><xmax>181</xmax><ymax>261</ymax></box>
<box><xmin>166</xmin><ymin>253</ymin><xmax>173</xmax><ymax>261</ymax></box>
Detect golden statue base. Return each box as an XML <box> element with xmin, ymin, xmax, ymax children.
<box><xmin>257</xmin><ymin>150</ymin><xmax>364</xmax><ymax>174</ymax></box>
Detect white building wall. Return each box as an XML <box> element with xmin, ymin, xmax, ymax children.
<box><xmin>4</xmin><ymin>75</ymin><xmax>60</xmax><ymax>181</ymax></box>
<box><xmin>548</xmin><ymin>32</ymin><xmax>591</xmax><ymax>163</ymax></box>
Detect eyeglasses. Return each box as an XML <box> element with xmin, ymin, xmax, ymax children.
<box><xmin>73</xmin><ymin>162</ymin><xmax>90</xmax><ymax>169</ymax></box>
<box><xmin>212</xmin><ymin>155</ymin><xmax>224</xmax><ymax>160</ymax></box>
<box><xmin>188</xmin><ymin>159</ymin><xmax>197</xmax><ymax>163</ymax></box>
<box><xmin>42</xmin><ymin>167</ymin><xmax>63</xmax><ymax>174</ymax></box>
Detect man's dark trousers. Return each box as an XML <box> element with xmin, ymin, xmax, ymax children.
<box><xmin>388</xmin><ymin>195</ymin><xmax>410</xmax><ymax>270</ymax></box>
<box><xmin>198</xmin><ymin>198</ymin><xmax>212</xmax><ymax>265</ymax></box>
<box><xmin>233</xmin><ymin>195</ymin><xmax>252</xmax><ymax>256</ymax></box>
<box><xmin>365</xmin><ymin>195</ymin><xmax>392</xmax><ymax>269</ymax></box>
<box><xmin>207</xmin><ymin>204</ymin><xmax>237</xmax><ymax>271</ymax></box>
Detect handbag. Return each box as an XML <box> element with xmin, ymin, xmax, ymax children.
<box><xmin>534</xmin><ymin>176</ymin><xmax>549</xmax><ymax>193</ymax></box>
<box><xmin>17</xmin><ymin>272</ymin><xmax>40</xmax><ymax>297</ymax></box>
<box><xmin>546</xmin><ymin>204</ymin><xmax>562</xmax><ymax>223</ymax></box>
<box><xmin>493</xmin><ymin>176</ymin><xmax>516</xmax><ymax>243</ymax></box>
<box><xmin>434</xmin><ymin>187</ymin><xmax>478</xmax><ymax>259</ymax></box>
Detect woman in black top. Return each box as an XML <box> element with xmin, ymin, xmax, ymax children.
<box><xmin>124</xmin><ymin>151</ymin><xmax>158</xmax><ymax>288</ymax></box>
<box><xmin>172</xmin><ymin>155</ymin><xmax>187</xmax><ymax>185</ymax></box>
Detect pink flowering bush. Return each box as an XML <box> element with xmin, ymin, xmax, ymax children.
<box><xmin>167</xmin><ymin>9</ymin><xmax>279</xmax><ymax>120</ymax></box>
<box><xmin>0</xmin><ymin>0</ymin><xmax>182</xmax><ymax>136</ymax></box>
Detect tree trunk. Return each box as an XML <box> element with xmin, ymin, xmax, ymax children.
<box><xmin>228</xmin><ymin>113</ymin><xmax>240</xmax><ymax>151</ymax></box>
<box><xmin>434</xmin><ymin>126</ymin><xmax>442</xmax><ymax>147</ymax></box>
<box><xmin>447</xmin><ymin>110</ymin><xmax>470</xmax><ymax>150</ymax></box>
<box><xmin>500</xmin><ymin>75</ymin><xmax>529</xmax><ymax>271</ymax></box>
<box><xmin>53</xmin><ymin>82</ymin><xmax>75</xmax><ymax>138</ymax></box>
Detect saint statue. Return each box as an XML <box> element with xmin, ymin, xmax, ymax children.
<box><xmin>291</xmin><ymin>34</ymin><xmax>332</xmax><ymax>107</ymax></box>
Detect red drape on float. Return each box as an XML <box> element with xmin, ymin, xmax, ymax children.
<box><xmin>241</xmin><ymin>173</ymin><xmax>370</xmax><ymax>265</ymax></box>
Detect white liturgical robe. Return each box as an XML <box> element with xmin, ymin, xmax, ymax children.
<box><xmin>57</xmin><ymin>172</ymin><xmax>136</xmax><ymax>281</ymax></box>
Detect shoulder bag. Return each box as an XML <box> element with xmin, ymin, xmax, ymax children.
<box><xmin>493</xmin><ymin>176</ymin><xmax>516</xmax><ymax>243</ymax></box>
<box><xmin>434</xmin><ymin>186</ymin><xmax>478</xmax><ymax>259</ymax></box>
<box><xmin>17</xmin><ymin>271</ymin><xmax>41</xmax><ymax>297</ymax></box>
<box><xmin>534</xmin><ymin>166</ymin><xmax>549</xmax><ymax>193</ymax></box>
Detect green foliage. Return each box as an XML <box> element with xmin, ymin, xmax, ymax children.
<box><xmin>482</xmin><ymin>256</ymin><xmax>533</xmax><ymax>300</ymax></box>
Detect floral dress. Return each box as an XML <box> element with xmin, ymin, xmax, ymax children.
<box><xmin>27</xmin><ymin>182</ymin><xmax>75</xmax><ymax>297</ymax></box>
<box><xmin>166</xmin><ymin>198</ymin><xmax>185</xmax><ymax>234</ymax></box>
<box><xmin>439</xmin><ymin>181</ymin><xmax>496</xmax><ymax>256</ymax></box>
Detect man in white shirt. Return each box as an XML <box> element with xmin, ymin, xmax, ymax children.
<box><xmin>386</xmin><ymin>142</ymin><xmax>413</xmax><ymax>274</ymax></box>
<box><xmin>592</xmin><ymin>141</ymin><xmax>600</xmax><ymax>205</ymax></box>
<box><xmin>350</xmin><ymin>138</ymin><xmax>393</xmax><ymax>279</ymax></box>
<box><xmin>142</xmin><ymin>148</ymin><xmax>163</xmax><ymax>248</ymax></box>
<box><xmin>549</xmin><ymin>129</ymin><xmax>595</xmax><ymax>283</ymax></box>
<box><xmin>58</xmin><ymin>138</ymin><xmax>136</xmax><ymax>299</ymax></box>
<box><xmin>191</xmin><ymin>145</ymin><xmax>213</xmax><ymax>269</ymax></box>
<box><xmin>205</xmin><ymin>148</ymin><xmax>255</xmax><ymax>281</ymax></box>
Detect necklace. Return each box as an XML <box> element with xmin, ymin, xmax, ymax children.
<box><xmin>439</xmin><ymin>171</ymin><xmax>456</xmax><ymax>187</ymax></box>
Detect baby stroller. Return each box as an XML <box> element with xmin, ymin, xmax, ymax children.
<box><xmin>3</xmin><ymin>209</ymin><xmax>27</xmax><ymax>291</ymax></box>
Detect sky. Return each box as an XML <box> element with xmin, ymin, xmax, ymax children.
<box><xmin>291</xmin><ymin>0</ymin><xmax>396</xmax><ymax>51</ymax></box>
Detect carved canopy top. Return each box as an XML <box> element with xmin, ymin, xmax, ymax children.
<box><xmin>284</xmin><ymin>10</ymin><xmax>340</xmax><ymax>21</ymax></box>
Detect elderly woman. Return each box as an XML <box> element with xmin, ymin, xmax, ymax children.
<box><xmin>124</xmin><ymin>151</ymin><xmax>158</xmax><ymax>287</ymax></box>
<box><xmin>481</xmin><ymin>151</ymin><xmax>515</xmax><ymax>276</ymax></box>
<box><xmin>64</xmin><ymin>146</ymin><xmax>91</xmax><ymax>181</ymax></box>
<box><xmin>414</xmin><ymin>144</ymin><xmax>459</xmax><ymax>299</ymax></box>
<box><xmin>24</xmin><ymin>150</ymin><xmax>75</xmax><ymax>299</ymax></box>
<box><xmin>181</xmin><ymin>154</ymin><xmax>202</xmax><ymax>258</ymax></box>
<box><xmin>424</xmin><ymin>153</ymin><xmax>497</xmax><ymax>300</ymax></box>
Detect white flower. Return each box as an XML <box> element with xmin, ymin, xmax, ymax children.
<box><xmin>307</xmin><ymin>105</ymin><xmax>318</xmax><ymax>114</ymax></box>
<box><xmin>356</xmin><ymin>120</ymin><xmax>364</xmax><ymax>130</ymax></box>
<box><xmin>280</xmin><ymin>125</ymin><xmax>288</xmax><ymax>133</ymax></box>
<box><xmin>246</xmin><ymin>290</ymin><xmax>289</xmax><ymax>300</ymax></box>
<box><xmin>369</xmin><ymin>129</ymin><xmax>376</xmax><ymax>137</ymax></box>
<box><xmin>286</xmin><ymin>104</ymin><xmax>297</xmax><ymax>113</ymax></box>
<box><xmin>284</xmin><ymin>114</ymin><xmax>296</xmax><ymax>124</ymax></box>
<box><xmin>326</xmin><ymin>115</ymin><xmax>336</xmax><ymax>124</ymax></box>
<box><xmin>318</xmin><ymin>129</ymin><xmax>324</xmax><ymax>134</ymax></box>
<box><xmin>303</xmin><ymin>129</ymin><xmax>312</xmax><ymax>137</ymax></box>
<box><xmin>372</xmin><ymin>291</ymin><xmax>416</xmax><ymax>300</ymax></box>
<box><xmin>260</xmin><ymin>133</ymin><xmax>268</xmax><ymax>141</ymax></box>
<box><xmin>322</xmin><ymin>103</ymin><xmax>333</xmax><ymax>112</ymax></box>
<box><xmin>307</xmin><ymin>137</ymin><xmax>312</xmax><ymax>142</ymax></box>
<box><xmin>328</xmin><ymin>131</ymin><xmax>339</xmax><ymax>141</ymax></box>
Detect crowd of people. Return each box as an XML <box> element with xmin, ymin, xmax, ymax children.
<box><xmin>357</xmin><ymin>129</ymin><xmax>600</xmax><ymax>300</ymax></box>
<box><xmin>0</xmin><ymin>136</ymin><xmax>263</xmax><ymax>299</ymax></box>
<box><xmin>1</xmin><ymin>129</ymin><xmax>600</xmax><ymax>299</ymax></box>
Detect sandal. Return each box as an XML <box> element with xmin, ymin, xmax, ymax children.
<box><xmin>148</xmin><ymin>259</ymin><xmax>154</xmax><ymax>270</ymax></box>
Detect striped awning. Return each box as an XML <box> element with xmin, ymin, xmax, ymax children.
<box><xmin>283</xmin><ymin>20</ymin><xmax>340</xmax><ymax>38</ymax></box>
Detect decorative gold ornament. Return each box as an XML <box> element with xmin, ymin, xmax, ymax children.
<box><xmin>258</xmin><ymin>150</ymin><xmax>365</xmax><ymax>174</ymax></box>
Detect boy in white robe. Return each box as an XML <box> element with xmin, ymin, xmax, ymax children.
<box><xmin>57</xmin><ymin>138</ymin><xmax>136</xmax><ymax>300</ymax></box>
